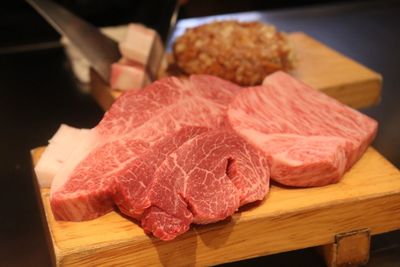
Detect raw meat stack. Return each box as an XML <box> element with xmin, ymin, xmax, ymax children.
<box><xmin>227</xmin><ymin>72</ymin><xmax>377</xmax><ymax>187</ymax></box>
<box><xmin>35</xmin><ymin>72</ymin><xmax>377</xmax><ymax>240</ymax></box>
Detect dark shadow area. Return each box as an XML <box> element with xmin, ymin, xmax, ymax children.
<box><xmin>30</xmin><ymin>159</ymin><xmax>56</xmax><ymax>267</ymax></box>
<box><xmin>151</xmin><ymin>230</ymin><xmax>198</xmax><ymax>266</ymax></box>
<box><xmin>0</xmin><ymin>48</ymin><xmax>103</xmax><ymax>266</ymax></box>
<box><xmin>1</xmin><ymin>0</ymin><xmax>178</xmax><ymax>49</ymax></box>
<box><xmin>1</xmin><ymin>0</ymin><xmax>372</xmax><ymax>50</ymax></box>
<box><xmin>369</xmin><ymin>242</ymin><xmax>400</xmax><ymax>267</ymax></box>
<box><xmin>216</xmin><ymin>230</ymin><xmax>400</xmax><ymax>267</ymax></box>
<box><xmin>179</xmin><ymin>0</ymin><xmax>370</xmax><ymax>18</ymax></box>
<box><xmin>237</xmin><ymin>199</ymin><xmax>266</xmax><ymax>213</ymax></box>
<box><xmin>195</xmin><ymin>216</ymin><xmax>237</xmax><ymax>250</ymax></box>
<box><xmin>270</xmin><ymin>180</ymin><xmax>318</xmax><ymax>190</ymax></box>
<box><xmin>371</xmin><ymin>230</ymin><xmax>400</xmax><ymax>253</ymax></box>
<box><xmin>217</xmin><ymin>247</ymin><xmax>326</xmax><ymax>267</ymax></box>
<box><xmin>112</xmin><ymin>208</ymin><xmax>143</xmax><ymax>228</ymax></box>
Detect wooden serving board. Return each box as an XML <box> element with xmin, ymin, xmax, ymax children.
<box><xmin>31</xmin><ymin>147</ymin><xmax>400</xmax><ymax>267</ymax></box>
<box><xmin>90</xmin><ymin>32</ymin><xmax>382</xmax><ymax>111</ymax></box>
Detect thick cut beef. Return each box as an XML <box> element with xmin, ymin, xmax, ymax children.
<box><xmin>50</xmin><ymin>75</ymin><xmax>240</xmax><ymax>221</ymax></box>
<box><xmin>113</xmin><ymin>126</ymin><xmax>209</xmax><ymax>219</ymax></box>
<box><xmin>227</xmin><ymin>71</ymin><xmax>377</xmax><ymax>187</ymax></box>
<box><xmin>141</xmin><ymin>129</ymin><xmax>270</xmax><ymax>240</ymax></box>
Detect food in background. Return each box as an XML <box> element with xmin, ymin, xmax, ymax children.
<box><xmin>110</xmin><ymin>23</ymin><xmax>164</xmax><ymax>91</ymax></box>
<box><xmin>173</xmin><ymin>20</ymin><xmax>295</xmax><ymax>86</ymax></box>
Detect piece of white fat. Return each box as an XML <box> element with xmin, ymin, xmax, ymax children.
<box><xmin>110</xmin><ymin>61</ymin><xmax>150</xmax><ymax>91</ymax></box>
<box><xmin>61</xmin><ymin>24</ymin><xmax>128</xmax><ymax>87</ymax></box>
<box><xmin>34</xmin><ymin>124</ymin><xmax>89</xmax><ymax>188</ymax></box>
<box><xmin>118</xmin><ymin>23</ymin><xmax>164</xmax><ymax>78</ymax></box>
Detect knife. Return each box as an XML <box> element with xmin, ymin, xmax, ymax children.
<box><xmin>26</xmin><ymin>0</ymin><xmax>121</xmax><ymax>82</ymax></box>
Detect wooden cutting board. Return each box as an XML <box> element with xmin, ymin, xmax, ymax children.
<box><xmin>31</xmin><ymin>147</ymin><xmax>400</xmax><ymax>267</ymax></box>
<box><xmin>90</xmin><ymin>32</ymin><xmax>382</xmax><ymax>111</ymax></box>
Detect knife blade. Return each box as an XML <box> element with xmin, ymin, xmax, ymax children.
<box><xmin>26</xmin><ymin>0</ymin><xmax>121</xmax><ymax>82</ymax></box>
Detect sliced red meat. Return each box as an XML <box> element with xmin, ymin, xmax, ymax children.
<box><xmin>142</xmin><ymin>129</ymin><xmax>270</xmax><ymax>240</ymax></box>
<box><xmin>50</xmin><ymin>75</ymin><xmax>240</xmax><ymax>221</ymax></box>
<box><xmin>113</xmin><ymin>126</ymin><xmax>209</xmax><ymax>219</ymax></box>
<box><xmin>227</xmin><ymin>71</ymin><xmax>377</xmax><ymax>187</ymax></box>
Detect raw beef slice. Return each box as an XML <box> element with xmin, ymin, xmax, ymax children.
<box><xmin>227</xmin><ymin>71</ymin><xmax>377</xmax><ymax>187</ymax></box>
<box><xmin>141</xmin><ymin>129</ymin><xmax>270</xmax><ymax>240</ymax></box>
<box><xmin>50</xmin><ymin>75</ymin><xmax>240</xmax><ymax>221</ymax></box>
<box><xmin>113</xmin><ymin>126</ymin><xmax>209</xmax><ymax>219</ymax></box>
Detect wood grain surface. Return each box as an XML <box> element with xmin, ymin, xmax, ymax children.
<box><xmin>89</xmin><ymin>32</ymin><xmax>382</xmax><ymax>111</ymax></box>
<box><xmin>31</xmin><ymin>147</ymin><xmax>400</xmax><ymax>267</ymax></box>
<box><xmin>289</xmin><ymin>32</ymin><xmax>381</xmax><ymax>109</ymax></box>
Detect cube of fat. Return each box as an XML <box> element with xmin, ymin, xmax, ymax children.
<box><xmin>118</xmin><ymin>23</ymin><xmax>164</xmax><ymax>79</ymax></box>
<box><xmin>34</xmin><ymin>125</ymin><xmax>89</xmax><ymax>188</ymax></box>
<box><xmin>110</xmin><ymin>62</ymin><xmax>150</xmax><ymax>91</ymax></box>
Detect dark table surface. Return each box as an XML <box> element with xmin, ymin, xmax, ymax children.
<box><xmin>1</xmin><ymin>1</ymin><xmax>399</xmax><ymax>266</ymax></box>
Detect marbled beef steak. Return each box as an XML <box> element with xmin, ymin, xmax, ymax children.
<box><xmin>227</xmin><ymin>71</ymin><xmax>377</xmax><ymax>187</ymax></box>
<box><xmin>50</xmin><ymin>75</ymin><xmax>242</xmax><ymax>221</ymax></box>
<box><xmin>141</xmin><ymin>129</ymin><xmax>269</xmax><ymax>240</ymax></box>
<box><xmin>114</xmin><ymin>127</ymin><xmax>269</xmax><ymax>240</ymax></box>
<box><xmin>42</xmin><ymin>70</ymin><xmax>376</xmax><ymax>241</ymax></box>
